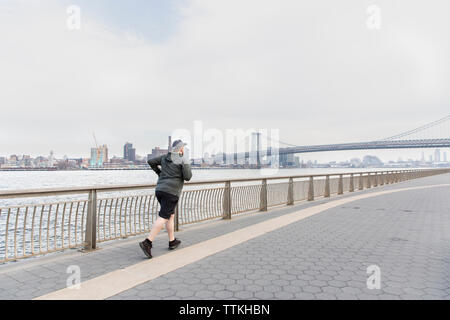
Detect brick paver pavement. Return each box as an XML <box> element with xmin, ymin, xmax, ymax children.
<box><xmin>109</xmin><ymin>174</ymin><xmax>450</xmax><ymax>300</ymax></box>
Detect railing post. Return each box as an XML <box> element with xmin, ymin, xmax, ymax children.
<box><xmin>373</xmin><ymin>172</ymin><xmax>378</xmax><ymax>187</ymax></box>
<box><xmin>287</xmin><ymin>177</ymin><xmax>294</xmax><ymax>205</ymax></box>
<box><xmin>308</xmin><ymin>176</ymin><xmax>314</xmax><ymax>201</ymax></box>
<box><xmin>324</xmin><ymin>175</ymin><xmax>330</xmax><ymax>197</ymax></box>
<box><xmin>338</xmin><ymin>174</ymin><xmax>343</xmax><ymax>195</ymax></box>
<box><xmin>359</xmin><ymin>173</ymin><xmax>364</xmax><ymax>190</ymax></box>
<box><xmin>349</xmin><ymin>173</ymin><xmax>354</xmax><ymax>192</ymax></box>
<box><xmin>85</xmin><ymin>189</ymin><xmax>97</xmax><ymax>250</ymax></box>
<box><xmin>223</xmin><ymin>181</ymin><xmax>231</xmax><ymax>219</ymax></box>
<box><xmin>260</xmin><ymin>179</ymin><xmax>268</xmax><ymax>211</ymax></box>
<box><xmin>174</xmin><ymin>204</ymin><xmax>179</xmax><ymax>231</ymax></box>
<box><xmin>380</xmin><ymin>172</ymin><xmax>384</xmax><ymax>186</ymax></box>
<box><xmin>367</xmin><ymin>173</ymin><xmax>371</xmax><ymax>189</ymax></box>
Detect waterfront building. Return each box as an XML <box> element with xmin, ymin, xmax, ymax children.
<box><xmin>147</xmin><ymin>147</ymin><xmax>168</xmax><ymax>161</ymax></box>
<box><xmin>362</xmin><ymin>155</ymin><xmax>383</xmax><ymax>167</ymax></box>
<box><xmin>124</xmin><ymin>142</ymin><xmax>136</xmax><ymax>162</ymax></box>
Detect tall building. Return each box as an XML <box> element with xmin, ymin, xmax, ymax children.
<box><xmin>123</xmin><ymin>142</ymin><xmax>136</xmax><ymax>162</ymax></box>
<box><xmin>279</xmin><ymin>153</ymin><xmax>295</xmax><ymax>167</ymax></box>
<box><xmin>101</xmin><ymin>145</ymin><xmax>108</xmax><ymax>163</ymax></box>
<box><xmin>90</xmin><ymin>145</ymin><xmax>108</xmax><ymax>167</ymax></box>
<box><xmin>124</xmin><ymin>142</ymin><xmax>132</xmax><ymax>159</ymax></box>
<box><xmin>48</xmin><ymin>151</ymin><xmax>54</xmax><ymax>167</ymax></box>
<box><xmin>434</xmin><ymin>149</ymin><xmax>441</xmax><ymax>163</ymax></box>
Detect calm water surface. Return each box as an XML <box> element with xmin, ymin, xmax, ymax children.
<box><xmin>0</xmin><ymin>168</ymin><xmax>391</xmax><ymax>191</ymax></box>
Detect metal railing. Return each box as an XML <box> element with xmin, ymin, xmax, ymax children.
<box><xmin>1</xmin><ymin>168</ymin><xmax>449</xmax><ymax>263</ymax></box>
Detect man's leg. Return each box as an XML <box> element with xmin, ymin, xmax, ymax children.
<box><xmin>147</xmin><ymin>216</ymin><xmax>168</xmax><ymax>242</ymax></box>
<box><xmin>165</xmin><ymin>214</ymin><xmax>175</xmax><ymax>242</ymax></box>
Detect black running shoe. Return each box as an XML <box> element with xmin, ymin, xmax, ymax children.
<box><xmin>169</xmin><ymin>238</ymin><xmax>181</xmax><ymax>250</ymax></box>
<box><xmin>139</xmin><ymin>239</ymin><xmax>153</xmax><ymax>258</ymax></box>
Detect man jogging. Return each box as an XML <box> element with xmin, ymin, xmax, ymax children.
<box><xmin>139</xmin><ymin>139</ymin><xmax>192</xmax><ymax>259</ymax></box>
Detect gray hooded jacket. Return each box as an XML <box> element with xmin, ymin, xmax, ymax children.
<box><xmin>147</xmin><ymin>152</ymin><xmax>192</xmax><ymax>197</ymax></box>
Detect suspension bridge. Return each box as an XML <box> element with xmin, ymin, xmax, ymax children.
<box><xmin>198</xmin><ymin>115</ymin><xmax>450</xmax><ymax>164</ymax></box>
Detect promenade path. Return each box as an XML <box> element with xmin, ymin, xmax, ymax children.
<box><xmin>1</xmin><ymin>173</ymin><xmax>449</xmax><ymax>300</ymax></box>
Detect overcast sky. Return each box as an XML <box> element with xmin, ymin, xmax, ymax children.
<box><xmin>1</xmin><ymin>0</ymin><xmax>449</xmax><ymax>162</ymax></box>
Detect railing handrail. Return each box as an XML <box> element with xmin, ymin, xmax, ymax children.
<box><xmin>0</xmin><ymin>168</ymin><xmax>433</xmax><ymax>199</ymax></box>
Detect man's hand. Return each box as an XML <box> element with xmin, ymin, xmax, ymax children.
<box><xmin>181</xmin><ymin>153</ymin><xmax>190</xmax><ymax>165</ymax></box>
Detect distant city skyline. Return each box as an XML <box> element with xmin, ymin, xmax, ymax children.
<box><xmin>1</xmin><ymin>143</ymin><xmax>450</xmax><ymax>166</ymax></box>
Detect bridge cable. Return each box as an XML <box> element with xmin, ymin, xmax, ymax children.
<box><xmin>379</xmin><ymin>115</ymin><xmax>450</xmax><ymax>141</ymax></box>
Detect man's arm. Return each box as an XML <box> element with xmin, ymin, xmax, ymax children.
<box><xmin>181</xmin><ymin>161</ymin><xmax>192</xmax><ymax>181</ymax></box>
<box><xmin>147</xmin><ymin>155</ymin><xmax>163</xmax><ymax>176</ymax></box>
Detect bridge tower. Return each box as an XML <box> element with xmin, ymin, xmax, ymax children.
<box><xmin>251</xmin><ymin>132</ymin><xmax>262</xmax><ymax>169</ymax></box>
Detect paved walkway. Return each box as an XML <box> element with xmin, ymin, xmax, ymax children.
<box><xmin>1</xmin><ymin>174</ymin><xmax>450</xmax><ymax>300</ymax></box>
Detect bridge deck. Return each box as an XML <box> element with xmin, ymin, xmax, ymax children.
<box><xmin>1</xmin><ymin>174</ymin><xmax>450</xmax><ymax>300</ymax></box>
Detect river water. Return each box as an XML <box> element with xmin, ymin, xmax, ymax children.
<box><xmin>0</xmin><ymin>167</ymin><xmax>391</xmax><ymax>192</ymax></box>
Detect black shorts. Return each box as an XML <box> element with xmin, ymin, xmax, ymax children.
<box><xmin>155</xmin><ymin>191</ymin><xmax>179</xmax><ymax>219</ymax></box>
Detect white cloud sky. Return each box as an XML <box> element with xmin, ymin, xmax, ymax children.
<box><xmin>0</xmin><ymin>0</ymin><xmax>449</xmax><ymax>162</ymax></box>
